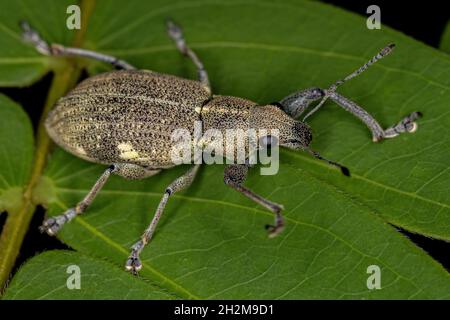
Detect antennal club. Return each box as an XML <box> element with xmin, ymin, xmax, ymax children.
<box><xmin>305</xmin><ymin>147</ymin><xmax>350</xmax><ymax>177</ymax></box>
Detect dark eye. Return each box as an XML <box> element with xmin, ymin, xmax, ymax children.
<box><xmin>260</xmin><ymin>135</ymin><xmax>278</xmax><ymax>148</ymax></box>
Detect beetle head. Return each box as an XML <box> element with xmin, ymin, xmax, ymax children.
<box><xmin>281</xmin><ymin>120</ymin><xmax>313</xmax><ymax>150</ymax></box>
<box><xmin>250</xmin><ymin>105</ymin><xmax>312</xmax><ymax>150</ymax></box>
<box><xmin>250</xmin><ymin>104</ymin><xmax>350</xmax><ymax>176</ymax></box>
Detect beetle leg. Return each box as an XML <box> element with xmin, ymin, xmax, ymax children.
<box><xmin>327</xmin><ymin>92</ymin><xmax>422</xmax><ymax>142</ymax></box>
<box><xmin>126</xmin><ymin>165</ymin><xmax>201</xmax><ymax>274</ymax></box>
<box><xmin>302</xmin><ymin>44</ymin><xmax>396</xmax><ymax>121</ymax></box>
<box><xmin>40</xmin><ymin>164</ymin><xmax>159</xmax><ymax>236</ymax></box>
<box><xmin>223</xmin><ymin>164</ymin><xmax>285</xmax><ymax>238</ymax></box>
<box><xmin>281</xmin><ymin>88</ymin><xmax>421</xmax><ymax>142</ymax></box>
<box><xmin>166</xmin><ymin>20</ymin><xmax>211</xmax><ymax>94</ymax></box>
<box><xmin>39</xmin><ymin>165</ymin><xmax>117</xmax><ymax>236</ymax></box>
<box><xmin>279</xmin><ymin>43</ymin><xmax>421</xmax><ymax>141</ymax></box>
<box><xmin>279</xmin><ymin>44</ymin><xmax>395</xmax><ymax>119</ymax></box>
<box><xmin>20</xmin><ymin>21</ymin><xmax>135</xmax><ymax>70</ymax></box>
<box><xmin>278</xmin><ymin>87</ymin><xmax>324</xmax><ymax>119</ymax></box>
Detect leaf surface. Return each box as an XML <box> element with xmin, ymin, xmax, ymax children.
<box><xmin>0</xmin><ymin>94</ymin><xmax>35</xmax><ymax>285</ymax></box>
<box><xmin>3</xmin><ymin>250</ymin><xmax>176</xmax><ymax>299</ymax></box>
<box><xmin>0</xmin><ymin>0</ymin><xmax>75</xmax><ymax>86</ymax></box>
<box><xmin>0</xmin><ymin>95</ymin><xmax>33</xmax><ymax>213</ymax></box>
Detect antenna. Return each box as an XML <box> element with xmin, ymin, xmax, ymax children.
<box><xmin>303</xmin><ymin>44</ymin><xmax>396</xmax><ymax>121</ymax></box>
<box><xmin>305</xmin><ymin>147</ymin><xmax>350</xmax><ymax>177</ymax></box>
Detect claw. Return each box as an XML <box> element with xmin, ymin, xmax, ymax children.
<box><xmin>19</xmin><ymin>20</ymin><xmax>51</xmax><ymax>55</ymax></box>
<box><xmin>39</xmin><ymin>208</ymin><xmax>76</xmax><ymax>236</ymax></box>
<box><xmin>39</xmin><ymin>217</ymin><xmax>58</xmax><ymax>235</ymax></box>
<box><xmin>382</xmin><ymin>111</ymin><xmax>422</xmax><ymax>140</ymax></box>
<box><xmin>126</xmin><ymin>240</ymin><xmax>145</xmax><ymax>275</ymax></box>
<box><xmin>265</xmin><ymin>210</ymin><xmax>285</xmax><ymax>238</ymax></box>
<box><xmin>165</xmin><ymin>19</ymin><xmax>187</xmax><ymax>55</ymax></box>
<box><xmin>125</xmin><ymin>255</ymin><xmax>142</xmax><ymax>275</ymax></box>
<box><xmin>406</xmin><ymin>121</ymin><xmax>418</xmax><ymax>133</ymax></box>
<box><xmin>405</xmin><ymin>111</ymin><xmax>422</xmax><ymax>133</ymax></box>
<box><xmin>265</xmin><ymin>224</ymin><xmax>285</xmax><ymax>238</ymax></box>
<box><xmin>166</xmin><ymin>19</ymin><xmax>183</xmax><ymax>39</ymax></box>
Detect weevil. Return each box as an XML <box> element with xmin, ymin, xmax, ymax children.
<box><xmin>21</xmin><ymin>20</ymin><xmax>421</xmax><ymax>274</ymax></box>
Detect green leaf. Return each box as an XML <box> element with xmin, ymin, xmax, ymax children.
<box><xmin>2</xmin><ymin>0</ymin><xmax>450</xmax><ymax>299</ymax></box>
<box><xmin>0</xmin><ymin>0</ymin><xmax>75</xmax><ymax>86</ymax></box>
<box><xmin>0</xmin><ymin>94</ymin><xmax>34</xmax><ymax>285</ymax></box>
<box><xmin>0</xmin><ymin>94</ymin><xmax>34</xmax><ymax>213</ymax></box>
<box><xmin>2</xmin><ymin>250</ymin><xmax>177</xmax><ymax>299</ymax></box>
<box><xmin>0</xmin><ymin>0</ymin><xmax>85</xmax><ymax>289</ymax></box>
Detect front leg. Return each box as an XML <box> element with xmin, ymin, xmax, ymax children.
<box><xmin>327</xmin><ymin>92</ymin><xmax>421</xmax><ymax>142</ymax></box>
<box><xmin>280</xmin><ymin>88</ymin><xmax>421</xmax><ymax>142</ymax></box>
<box><xmin>224</xmin><ymin>164</ymin><xmax>284</xmax><ymax>238</ymax></box>
<box><xmin>279</xmin><ymin>44</ymin><xmax>421</xmax><ymax>142</ymax></box>
<box><xmin>278</xmin><ymin>87</ymin><xmax>325</xmax><ymax>119</ymax></box>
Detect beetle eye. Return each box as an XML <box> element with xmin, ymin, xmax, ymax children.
<box><xmin>259</xmin><ymin>135</ymin><xmax>278</xmax><ymax>148</ymax></box>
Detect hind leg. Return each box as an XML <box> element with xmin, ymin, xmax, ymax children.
<box><xmin>40</xmin><ymin>164</ymin><xmax>159</xmax><ymax>235</ymax></box>
<box><xmin>20</xmin><ymin>21</ymin><xmax>135</xmax><ymax>70</ymax></box>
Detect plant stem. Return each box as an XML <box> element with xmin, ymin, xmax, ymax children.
<box><xmin>0</xmin><ymin>0</ymin><xmax>96</xmax><ymax>293</ymax></box>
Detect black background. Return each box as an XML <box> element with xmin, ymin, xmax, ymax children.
<box><xmin>0</xmin><ymin>0</ymin><xmax>449</xmax><ymax>285</ymax></box>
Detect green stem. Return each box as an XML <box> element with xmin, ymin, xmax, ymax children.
<box><xmin>0</xmin><ymin>0</ymin><xmax>95</xmax><ymax>293</ymax></box>
<box><xmin>0</xmin><ymin>68</ymin><xmax>80</xmax><ymax>291</ymax></box>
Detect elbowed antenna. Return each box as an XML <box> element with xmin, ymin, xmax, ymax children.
<box><xmin>305</xmin><ymin>147</ymin><xmax>350</xmax><ymax>177</ymax></box>
<box><xmin>303</xmin><ymin>43</ymin><xmax>396</xmax><ymax>121</ymax></box>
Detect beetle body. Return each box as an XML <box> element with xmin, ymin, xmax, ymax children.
<box><xmin>46</xmin><ymin>70</ymin><xmax>311</xmax><ymax>172</ymax></box>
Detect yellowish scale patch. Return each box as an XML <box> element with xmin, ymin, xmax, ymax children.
<box><xmin>117</xmin><ymin>142</ymin><xmax>151</xmax><ymax>162</ymax></box>
<box><xmin>117</xmin><ymin>142</ymin><xmax>140</xmax><ymax>160</ymax></box>
<box><xmin>75</xmin><ymin>145</ymin><xmax>87</xmax><ymax>156</ymax></box>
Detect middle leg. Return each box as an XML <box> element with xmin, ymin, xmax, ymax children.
<box><xmin>126</xmin><ymin>165</ymin><xmax>201</xmax><ymax>274</ymax></box>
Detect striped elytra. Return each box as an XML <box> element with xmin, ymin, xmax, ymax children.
<box><xmin>46</xmin><ymin>70</ymin><xmax>210</xmax><ymax>169</ymax></box>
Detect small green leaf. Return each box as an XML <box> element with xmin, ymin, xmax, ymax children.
<box><xmin>0</xmin><ymin>94</ymin><xmax>34</xmax><ymax>207</ymax></box>
<box><xmin>0</xmin><ymin>94</ymin><xmax>34</xmax><ymax>214</ymax></box>
<box><xmin>0</xmin><ymin>0</ymin><xmax>75</xmax><ymax>86</ymax></box>
<box><xmin>0</xmin><ymin>0</ymin><xmax>84</xmax><ymax>289</ymax></box>
<box><xmin>2</xmin><ymin>250</ymin><xmax>177</xmax><ymax>299</ymax></box>
<box><xmin>0</xmin><ymin>93</ymin><xmax>35</xmax><ymax>287</ymax></box>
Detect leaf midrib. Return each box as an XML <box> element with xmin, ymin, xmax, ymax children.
<box><xmin>284</xmin><ymin>150</ymin><xmax>450</xmax><ymax>210</ymax></box>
